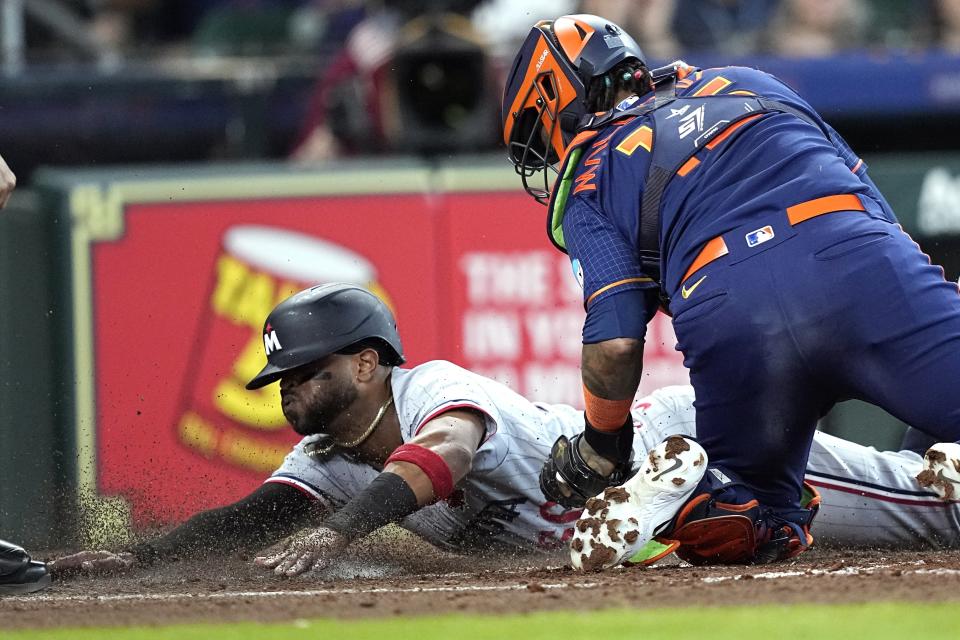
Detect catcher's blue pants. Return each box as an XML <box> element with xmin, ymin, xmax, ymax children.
<box><xmin>670</xmin><ymin>209</ymin><xmax>960</xmax><ymax>509</ymax></box>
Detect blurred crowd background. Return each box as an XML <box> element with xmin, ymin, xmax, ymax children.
<box><xmin>4</xmin><ymin>0</ymin><xmax>960</xmax><ymax>180</ymax></box>
<box><xmin>11</xmin><ymin>0</ymin><xmax>960</xmax><ymax>67</ymax></box>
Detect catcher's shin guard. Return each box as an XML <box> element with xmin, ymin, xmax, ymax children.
<box><xmin>0</xmin><ymin>539</ymin><xmax>50</xmax><ymax>596</ymax></box>
<box><xmin>540</xmin><ymin>431</ymin><xmax>634</xmax><ymax>509</ymax></box>
<box><xmin>656</xmin><ymin>470</ymin><xmax>821</xmax><ymax>566</ymax></box>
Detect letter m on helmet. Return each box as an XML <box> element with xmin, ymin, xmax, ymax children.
<box><xmin>264</xmin><ymin>329</ymin><xmax>282</xmax><ymax>355</ymax></box>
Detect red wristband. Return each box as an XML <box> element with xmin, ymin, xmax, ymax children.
<box><xmin>386</xmin><ymin>444</ymin><xmax>455</xmax><ymax>500</ymax></box>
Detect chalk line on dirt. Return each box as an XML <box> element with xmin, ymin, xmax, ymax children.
<box><xmin>4</xmin><ymin>561</ymin><xmax>954</xmax><ymax>604</ymax></box>
<box><xmin>2</xmin><ymin>582</ymin><xmax>599</xmax><ymax>604</ymax></box>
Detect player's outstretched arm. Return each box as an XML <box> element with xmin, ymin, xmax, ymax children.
<box><xmin>50</xmin><ymin>482</ymin><xmax>321</xmax><ymax>575</ymax></box>
<box><xmin>256</xmin><ymin>410</ymin><xmax>486</xmax><ymax>577</ymax></box>
<box><xmin>381</xmin><ymin>409</ymin><xmax>487</xmax><ymax>507</ymax></box>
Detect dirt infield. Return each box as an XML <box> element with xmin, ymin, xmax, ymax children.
<box><xmin>4</xmin><ymin>535</ymin><xmax>960</xmax><ymax>630</ymax></box>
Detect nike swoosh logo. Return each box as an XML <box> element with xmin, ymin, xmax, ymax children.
<box><xmin>681</xmin><ymin>275</ymin><xmax>708</xmax><ymax>299</ymax></box>
<box><xmin>650</xmin><ymin>456</ymin><xmax>683</xmax><ymax>483</ymax></box>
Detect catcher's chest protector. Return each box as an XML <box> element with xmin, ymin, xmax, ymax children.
<box><xmin>548</xmin><ymin>87</ymin><xmax>826</xmax><ymax>289</ymax></box>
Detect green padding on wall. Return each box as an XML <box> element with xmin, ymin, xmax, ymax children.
<box><xmin>0</xmin><ymin>191</ymin><xmax>68</xmax><ymax>547</ymax></box>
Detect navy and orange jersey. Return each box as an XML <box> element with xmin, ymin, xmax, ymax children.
<box><xmin>562</xmin><ymin>65</ymin><xmax>897</xmax><ymax>344</ymax></box>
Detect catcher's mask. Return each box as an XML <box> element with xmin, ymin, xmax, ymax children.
<box><xmin>501</xmin><ymin>14</ymin><xmax>645</xmax><ymax>204</ymax></box>
<box><xmin>246</xmin><ymin>283</ymin><xmax>405</xmax><ymax>390</ymax></box>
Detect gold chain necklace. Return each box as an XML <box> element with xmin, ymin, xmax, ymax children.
<box><xmin>312</xmin><ymin>395</ymin><xmax>395</xmax><ymax>456</ymax></box>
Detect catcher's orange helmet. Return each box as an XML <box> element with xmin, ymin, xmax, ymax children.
<box><xmin>501</xmin><ymin>14</ymin><xmax>645</xmax><ymax>204</ymax></box>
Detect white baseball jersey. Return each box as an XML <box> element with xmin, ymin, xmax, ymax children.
<box><xmin>266</xmin><ymin>361</ymin><xmax>960</xmax><ymax>552</ymax></box>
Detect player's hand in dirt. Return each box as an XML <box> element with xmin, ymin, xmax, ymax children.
<box><xmin>254</xmin><ymin>526</ymin><xmax>348</xmax><ymax>577</ymax></box>
<box><xmin>48</xmin><ymin>550</ymin><xmax>135</xmax><ymax>575</ymax></box>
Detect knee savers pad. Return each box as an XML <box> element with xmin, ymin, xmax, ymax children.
<box><xmin>655</xmin><ymin>470</ymin><xmax>821</xmax><ymax>565</ymax></box>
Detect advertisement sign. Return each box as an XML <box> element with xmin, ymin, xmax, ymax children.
<box><xmin>441</xmin><ymin>192</ymin><xmax>687</xmax><ymax>408</ymax></box>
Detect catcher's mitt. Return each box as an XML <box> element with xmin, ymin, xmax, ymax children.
<box><xmin>539</xmin><ymin>433</ymin><xmax>633</xmax><ymax>509</ymax></box>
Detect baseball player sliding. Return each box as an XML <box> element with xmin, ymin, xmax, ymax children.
<box><xmin>52</xmin><ymin>285</ymin><xmax>960</xmax><ymax>576</ymax></box>
<box><xmin>502</xmin><ymin>13</ymin><xmax>960</xmax><ymax>569</ymax></box>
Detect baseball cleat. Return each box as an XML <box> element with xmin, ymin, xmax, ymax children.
<box><xmin>569</xmin><ymin>436</ymin><xmax>707</xmax><ymax>572</ymax></box>
<box><xmin>0</xmin><ymin>540</ymin><xmax>51</xmax><ymax>596</ymax></box>
<box><xmin>917</xmin><ymin>442</ymin><xmax>960</xmax><ymax>501</ymax></box>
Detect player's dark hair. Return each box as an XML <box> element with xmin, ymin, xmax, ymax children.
<box><xmin>585</xmin><ymin>59</ymin><xmax>653</xmax><ymax>113</ymax></box>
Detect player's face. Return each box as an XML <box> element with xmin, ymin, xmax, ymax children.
<box><xmin>279</xmin><ymin>355</ymin><xmax>359</xmax><ymax>436</ymax></box>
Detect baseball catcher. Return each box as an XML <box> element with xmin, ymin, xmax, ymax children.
<box><xmin>501</xmin><ymin>13</ymin><xmax>960</xmax><ymax>567</ymax></box>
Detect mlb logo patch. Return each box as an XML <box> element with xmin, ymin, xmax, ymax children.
<box><xmin>745</xmin><ymin>225</ymin><xmax>775</xmax><ymax>248</ymax></box>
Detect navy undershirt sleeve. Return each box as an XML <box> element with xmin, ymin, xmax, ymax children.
<box><xmin>582</xmin><ymin>287</ymin><xmax>660</xmax><ymax>344</ymax></box>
